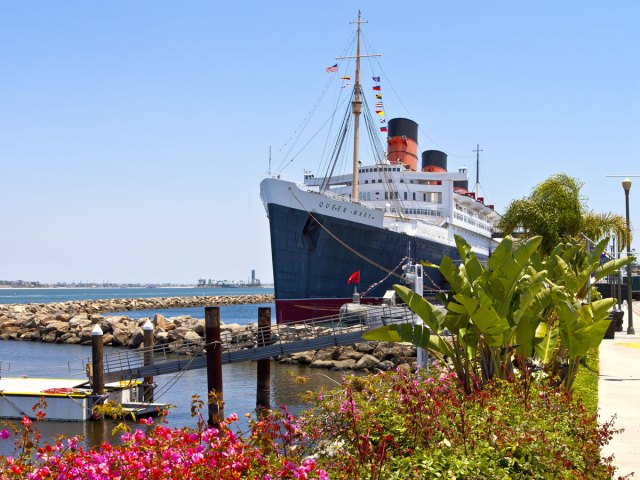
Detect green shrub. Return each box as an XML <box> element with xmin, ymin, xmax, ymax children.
<box><xmin>302</xmin><ymin>367</ymin><xmax>616</xmax><ymax>479</ymax></box>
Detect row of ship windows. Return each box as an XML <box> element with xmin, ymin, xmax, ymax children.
<box><xmin>359</xmin><ymin>167</ymin><xmax>403</xmax><ymax>173</ymax></box>
<box><xmin>453</xmin><ymin>212</ymin><xmax>492</xmax><ymax>232</ymax></box>
<box><xmin>359</xmin><ymin>191</ymin><xmax>443</xmax><ymax>203</ymax></box>
<box><xmin>403</xmin><ymin>208</ymin><xmax>441</xmax><ymax>217</ymax></box>
<box><xmin>363</xmin><ymin>179</ymin><xmax>410</xmax><ymax>184</ymax></box>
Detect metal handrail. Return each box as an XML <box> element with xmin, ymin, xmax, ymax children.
<box><xmin>81</xmin><ymin>304</ymin><xmax>415</xmax><ymax>381</ymax></box>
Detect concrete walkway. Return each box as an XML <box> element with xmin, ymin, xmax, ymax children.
<box><xmin>599</xmin><ymin>301</ymin><xmax>640</xmax><ymax>477</ymax></box>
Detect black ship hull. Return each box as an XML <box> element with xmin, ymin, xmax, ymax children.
<box><xmin>267</xmin><ymin>203</ymin><xmax>469</xmax><ymax>323</ymax></box>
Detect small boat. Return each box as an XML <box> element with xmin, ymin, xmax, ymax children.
<box><xmin>0</xmin><ymin>376</ymin><xmax>165</xmax><ymax>422</ymax></box>
<box><xmin>260</xmin><ymin>12</ymin><xmax>501</xmax><ymax>323</ymax></box>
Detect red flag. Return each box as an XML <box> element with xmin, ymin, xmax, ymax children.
<box><xmin>380</xmin><ymin>126</ymin><xmax>388</xmax><ymax>132</ymax></box>
<box><xmin>347</xmin><ymin>271</ymin><xmax>360</xmax><ymax>285</ymax></box>
<box><xmin>372</xmin><ymin>85</ymin><xmax>381</xmax><ymax>91</ymax></box>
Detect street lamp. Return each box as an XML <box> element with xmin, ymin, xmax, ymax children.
<box><xmin>622</xmin><ymin>178</ymin><xmax>634</xmax><ymax>335</ymax></box>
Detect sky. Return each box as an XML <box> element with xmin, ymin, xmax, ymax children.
<box><xmin>1</xmin><ymin>1</ymin><xmax>638</xmax><ymax>284</ymax></box>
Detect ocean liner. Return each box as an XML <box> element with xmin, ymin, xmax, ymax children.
<box><xmin>260</xmin><ymin>13</ymin><xmax>501</xmax><ymax>323</ymax></box>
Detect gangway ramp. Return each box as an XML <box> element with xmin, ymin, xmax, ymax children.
<box><xmin>85</xmin><ymin>304</ymin><xmax>414</xmax><ymax>384</ymax></box>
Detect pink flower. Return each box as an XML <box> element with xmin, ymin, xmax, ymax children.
<box><xmin>140</xmin><ymin>417</ymin><xmax>153</xmax><ymax>425</ymax></box>
<box><xmin>201</xmin><ymin>428</ymin><xmax>219</xmax><ymax>443</ymax></box>
<box><xmin>339</xmin><ymin>399</ymin><xmax>356</xmax><ymax>414</ymax></box>
<box><xmin>21</xmin><ymin>415</ymin><xmax>32</xmax><ymax>427</ymax></box>
<box><xmin>226</xmin><ymin>413</ymin><xmax>239</xmax><ymax>422</ymax></box>
<box><xmin>0</xmin><ymin>428</ymin><xmax>10</xmax><ymax>440</ymax></box>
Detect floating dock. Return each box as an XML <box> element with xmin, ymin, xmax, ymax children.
<box><xmin>0</xmin><ymin>377</ymin><xmax>163</xmax><ymax>422</ymax></box>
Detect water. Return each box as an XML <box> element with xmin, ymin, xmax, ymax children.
<box><xmin>0</xmin><ymin>286</ymin><xmax>272</xmax><ymax>305</ymax></box>
<box><xmin>0</xmin><ymin>287</ymin><xmax>348</xmax><ymax>456</ymax></box>
<box><xmin>0</xmin><ymin>341</ymin><xmax>346</xmax><ymax>456</ymax></box>
<box><xmin>103</xmin><ymin>303</ymin><xmax>277</xmax><ymax>323</ymax></box>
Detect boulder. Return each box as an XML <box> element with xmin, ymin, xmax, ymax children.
<box><xmin>182</xmin><ymin>331</ymin><xmax>202</xmax><ymax>344</ymax></box>
<box><xmin>356</xmin><ymin>354</ymin><xmax>380</xmax><ymax>370</ymax></box>
<box><xmin>354</xmin><ymin>342</ymin><xmax>377</xmax><ymax>354</ymax></box>
<box><xmin>194</xmin><ymin>320</ymin><xmax>205</xmax><ymax>336</ymax></box>
<box><xmin>79</xmin><ymin>328</ymin><xmax>94</xmax><ymax>344</ymax></box>
<box><xmin>17</xmin><ymin>316</ymin><xmax>39</xmax><ymax>329</ymax></box>
<box><xmin>374</xmin><ymin>343</ymin><xmax>415</xmax><ymax>361</ymax></box>
<box><xmin>111</xmin><ymin>327</ymin><xmax>130</xmax><ymax>346</ymax></box>
<box><xmin>63</xmin><ymin>335</ymin><xmax>80</xmax><ymax>345</ymax></box>
<box><xmin>20</xmin><ymin>329</ymin><xmax>40</xmax><ymax>341</ymax></box>
<box><xmin>41</xmin><ymin>331</ymin><xmax>57</xmax><ymax>343</ymax></box>
<box><xmin>43</xmin><ymin>321</ymin><xmax>70</xmax><ymax>335</ymax></box>
<box><xmin>153</xmin><ymin>313</ymin><xmax>172</xmax><ymax>330</ymax></box>
<box><xmin>378</xmin><ymin>360</ymin><xmax>395</xmax><ymax>371</ymax></box>
<box><xmin>330</xmin><ymin>359</ymin><xmax>357</xmax><ymax>370</ymax></box>
<box><xmin>69</xmin><ymin>314</ymin><xmax>91</xmax><ymax>330</ymax></box>
<box><xmin>155</xmin><ymin>330</ymin><xmax>170</xmax><ymax>344</ymax></box>
<box><xmin>314</xmin><ymin>347</ymin><xmax>341</xmax><ymax>361</ymax></box>
<box><xmin>289</xmin><ymin>351</ymin><xmax>315</xmax><ymax>365</ymax></box>
<box><xmin>128</xmin><ymin>327</ymin><xmax>145</xmax><ymax>348</ymax></box>
<box><xmin>1</xmin><ymin>326</ymin><xmax>20</xmax><ymax>335</ymax></box>
<box><xmin>310</xmin><ymin>359</ymin><xmax>338</xmax><ymax>369</ymax></box>
<box><xmin>337</xmin><ymin>346</ymin><xmax>363</xmax><ymax>361</ymax></box>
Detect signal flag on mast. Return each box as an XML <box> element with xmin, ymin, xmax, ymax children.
<box><xmin>347</xmin><ymin>271</ymin><xmax>361</xmax><ymax>285</ymax></box>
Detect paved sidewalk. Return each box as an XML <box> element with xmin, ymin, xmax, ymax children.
<box><xmin>599</xmin><ymin>301</ymin><xmax>640</xmax><ymax>477</ymax></box>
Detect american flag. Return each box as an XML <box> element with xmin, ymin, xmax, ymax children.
<box><xmin>325</xmin><ymin>64</ymin><xmax>338</xmax><ymax>73</ymax></box>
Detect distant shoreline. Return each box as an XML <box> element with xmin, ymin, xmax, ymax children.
<box><xmin>0</xmin><ymin>285</ymin><xmax>274</xmax><ymax>290</ymax></box>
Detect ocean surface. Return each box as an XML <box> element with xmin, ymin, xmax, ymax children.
<box><xmin>0</xmin><ymin>286</ymin><xmax>272</xmax><ymax>305</ymax></box>
<box><xmin>0</xmin><ymin>287</ymin><xmax>348</xmax><ymax>456</ymax></box>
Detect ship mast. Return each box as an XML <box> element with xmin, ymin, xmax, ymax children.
<box><xmin>473</xmin><ymin>144</ymin><xmax>483</xmax><ymax>195</ymax></box>
<box><xmin>337</xmin><ymin>11</ymin><xmax>380</xmax><ymax>201</ymax></box>
<box><xmin>351</xmin><ymin>12</ymin><xmax>364</xmax><ymax>201</ymax></box>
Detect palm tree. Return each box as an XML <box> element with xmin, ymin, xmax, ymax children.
<box><xmin>498</xmin><ymin>173</ymin><xmax>629</xmax><ymax>255</ymax></box>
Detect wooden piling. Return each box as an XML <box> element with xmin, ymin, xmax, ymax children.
<box><xmin>91</xmin><ymin>324</ymin><xmax>105</xmax><ymax>420</ymax></box>
<box><xmin>256</xmin><ymin>307</ymin><xmax>272</xmax><ymax>411</ymax></box>
<box><xmin>91</xmin><ymin>324</ymin><xmax>104</xmax><ymax>395</ymax></box>
<box><xmin>142</xmin><ymin>320</ymin><xmax>154</xmax><ymax>402</ymax></box>
<box><xmin>205</xmin><ymin>306</ymin><xmax>223</xmax><ymax>427</ymax></box>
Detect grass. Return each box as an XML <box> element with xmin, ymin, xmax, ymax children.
<box><xmin>572</xmin><ymin>347</ymin><xmax>599</xmax><ymax>415</ymax></box>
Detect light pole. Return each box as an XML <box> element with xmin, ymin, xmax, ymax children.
<box><xmin>622</xmin><ymin>177</ymin><xmax>634</xmax><ymax>334</ymax></box>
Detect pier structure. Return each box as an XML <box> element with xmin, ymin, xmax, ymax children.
<box><xmin>84</xmin><ymin>304</ymin><xmax>415</xmax><ymax>416</ymax></box>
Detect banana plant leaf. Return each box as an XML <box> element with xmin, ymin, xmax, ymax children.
<box><xmin>534</xmin><ymin>322</ymin><xmax>560</xmax><ymax>363</ymax></box>
<box><xmin>363</xmin><ymin>323</ymin><xmax>456</xmax><ymax>361</ymax></box>
<box><xmin>558</xmin><ymin>298</ymin><xmax>616</xmax><ymax>359</ymax></box>
<box><xmin>393</xmin><ymin>284</ymin><xmax>446</xmax><ymax>333</ymax></box>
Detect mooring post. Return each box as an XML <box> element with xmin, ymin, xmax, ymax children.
<box><xmin>91</xmin><ymin>324</ymin><xmax>105</xmax><ymax>395</ymax></box>
<box><xmin>91</xmin><ymin>323</ymin><xmax>105</xmax><ymax>419</ymax></box>
<box><xmin>205</xmin><ymin>306</ymin><xmax>223</xmax><ymax>427</ymax></box>
<box><xmin>142</xmin><ymin>319</ymin><xmax>154</xmax><ymax>402</ymax></box>
<box><xmin>256</xmin><ymin>307</ymin><xmax>272</xmax><ymax>412</ymax></box>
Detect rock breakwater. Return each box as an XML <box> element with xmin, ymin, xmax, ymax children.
<box><xmin>0</xmin><ymin>295</ymin><xmax>417</xmax><ymax>371</ymax></box>
<box><xmin>0</xmin><ymin>295</ymin><xmax>272</xmax><ymax>347</ymax></box>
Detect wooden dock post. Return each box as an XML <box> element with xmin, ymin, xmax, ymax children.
<box><xmin>205</xmin><ymin>306</ymin><xmax>223</xmax><ymax>427</ymax></box>
<box><xmin>91</xmin><ymin>323</ymin><xmax>105</xmax><ymax>419</ymax></box>
<box><xmin>256</xmin><ymin>307</ymin><xmax>271</xmax><ymax>411</ymax></box>
<box><xmin>142</xmin><ymin>320</ymin><xmax>154</xmax><ymax>402</ymax></box>
<box><xmin>91</xmin><ymin>324</ymin><xmax>105</xmax><ymax>396</ymax></box>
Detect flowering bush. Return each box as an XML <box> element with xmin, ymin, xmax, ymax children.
<box><xmin>301</xmin><ymin>366</ymin><xmax>620</xmax><ymax>479</ymax></box>
<box><xmin>0</xmin><ymin>367</ymin><xmax>622</xmax><ymax>479</ymax></box>
<box><xmin>0</xmin><ymin>402</ymin><xmax>328</xmax><ymax>480</ymax></box>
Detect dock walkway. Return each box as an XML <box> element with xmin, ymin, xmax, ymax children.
<box><xmin>84</xmin><ymin>304</ymin><xmax>413</xmax><ymax>384</ymax></box>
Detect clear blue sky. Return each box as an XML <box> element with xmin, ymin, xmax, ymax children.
<box><xmin>2</xmin><ymin>1</ymin><xmax>638</xmax><ymax>284</ymax></box>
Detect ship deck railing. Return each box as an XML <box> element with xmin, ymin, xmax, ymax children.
<box><xmin>80</xmin><ymin>304</ymin><xmax>417</xmax><ymax>383</ymax></box>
